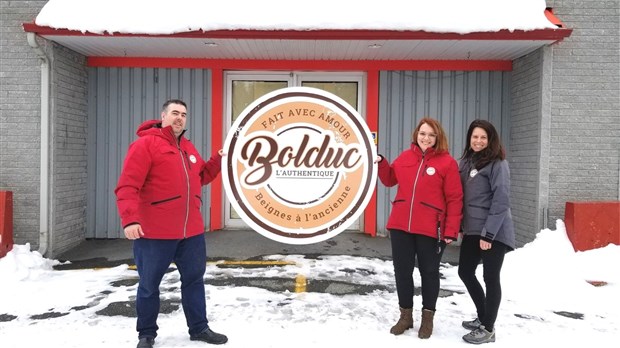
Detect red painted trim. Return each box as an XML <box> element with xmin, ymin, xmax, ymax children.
<box><xmin>0</xmin><ymin>191</ymin><xmax>14</xmax><ymax>258</ymax></box>
<box><xmin>364</xmin><ymin>70</ymin><xmax>380</xmax><ymax>237</ymax></box>
<box><xmin>210</xmin><ymin>68</ymin><xmax>224</xmax><ymax>231</ymax></box>
<box><xmin>87</xmin><ymin>57</ymin><xmax>513</xmax><ymax>71</ymax></box>
<box><xmin>545</xmin><ymin>8</ymin><xmax>567</xmax><ymax>29</ymax></box>
<box><xmin>23</xmin><ymin>22</ymin><xmax>572</xmax><ymax>41</ymax></box>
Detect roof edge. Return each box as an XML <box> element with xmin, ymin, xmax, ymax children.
<box><xmin>22</xmin><ymin>24</ymin><xmax>572</xmax><ymax>42</ymax></box>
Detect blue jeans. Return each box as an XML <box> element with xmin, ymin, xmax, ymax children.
<box><xmin>133</xmin><ymin>233</ymin><xmax>209</xmax><ymax>339</ymax></box>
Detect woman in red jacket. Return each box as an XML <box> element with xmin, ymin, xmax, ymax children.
<box><xmin>377</xmin><ymin>117</ymin><xmax>463</xmax><ymax>339</ymax></box>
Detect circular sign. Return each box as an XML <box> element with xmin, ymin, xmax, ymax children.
<box><xmin>222</xmin><ymin>87</ymin><xmax>377</xmax><ymax>244</ymax></box>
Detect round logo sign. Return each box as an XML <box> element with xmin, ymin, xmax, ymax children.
<box><xmin>222</xmin><ymin>87</ymin><xmax>377</xmax><ymax>244</ymax></box>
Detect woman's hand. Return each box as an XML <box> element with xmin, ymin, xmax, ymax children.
<box><xmin>480</xmin><ymin>240</ymin><xmax>492</xmax><ymax>250</ymax></box>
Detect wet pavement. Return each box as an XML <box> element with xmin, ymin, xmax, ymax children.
<box><xmin>0</xmin><ymin>231</ymin><xmax>463</xmax><ymax>322</ymax></box>
<box><xmin>55</xmin><ymin>230</ymin><xmax>460</xmax><ymax>268</ymax></box>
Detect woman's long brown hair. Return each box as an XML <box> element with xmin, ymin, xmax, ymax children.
<box><xmin>460</xmin><ymin>119</ymin><xmax>505</xmax><ymax>169</ymax></box>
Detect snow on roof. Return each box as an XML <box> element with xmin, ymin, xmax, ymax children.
<box><xmin>34</xmin><ymin>0</ymin><xmax>557</xmax><ymax>35</ymax></box>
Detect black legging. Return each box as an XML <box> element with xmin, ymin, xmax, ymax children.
<box><xmin>390</xmin><ymin>229</ymin><xmax>445</xmax><ymax>311</ymax></box>
<box><xmin>458</xmin><ymin>235</ymin><xmax>508</xmax><ymax>331</ymax></box>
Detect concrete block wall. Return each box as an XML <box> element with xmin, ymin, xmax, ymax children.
<box><xmin>50</xmin><ymin>43</ymin><xmax>88</xmax><ymax>256</ymax></box>
<box><xmin>547</xmin><ymin>0</ymin><xmax>620</xmax><ymax>228</ymax></box>
<box><xmin>510</xmin><ymin>48</ymin><xmax>547</xmax><ymax>247</ymax></box>
<box><xmin>0</xmin><ymin>1</ymin><xmax>48</xmax><ymax>250</ymax></box>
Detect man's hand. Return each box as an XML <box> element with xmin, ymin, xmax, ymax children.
<box><xmin>124</xmin><ymin>224</ymin><xmax>144</xmax><ymax>240</ymax></box>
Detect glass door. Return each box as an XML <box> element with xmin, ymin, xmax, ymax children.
<box><xmin>224</xmin><ymin>71</ymin><xmax>365</xmax><ymax>230</ymax></box>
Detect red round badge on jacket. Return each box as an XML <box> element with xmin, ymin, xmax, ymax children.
<box><xmin>222</xmin><ymin>87</ymin><xmax>377</xmax><ymax>244</ymax></box>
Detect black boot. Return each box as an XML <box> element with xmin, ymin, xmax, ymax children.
<box><xmin>190</xmin><ymin>327</ymin><xmax>228</xmax><ymax>345</ymax></box>
<box><xmin>136</xmin><ymin>337</ymin><xmax>154</xmax><ymax>348</ymax></box>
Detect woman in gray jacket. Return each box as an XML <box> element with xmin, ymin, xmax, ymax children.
<box><xmin>458</xmin><ymin>120</ymin><xmax>515</xmax><ymax>345</ymax></box>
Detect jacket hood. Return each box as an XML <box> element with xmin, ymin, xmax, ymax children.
<box><xmin>136</xmin><ymin>119</ymin><xmax>162</xmax><ymax>136</ymax></box>
<box><xmin>410</xmin><ymin>143</ymin><xmax>450</xmax><ymax>157</ymax></box>
<box><xmin>135</xmin><ymin>119</ymin><xmax>186</xmax><ymax>145</ymax></box>
<box><xmin>410</xmin><ymin>143</ymin><xmax>436</xmax><ymax>156</ymax></box>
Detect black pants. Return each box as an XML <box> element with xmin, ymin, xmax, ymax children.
<box><xmin>390</xmin><ymin>229</ymin><xmax>445</xmax><ymax>311</ymax></box>
<box><xmin>458</xmin><ymin>235</ymin><xmax>508</xmax><ymax>331</ymax></box>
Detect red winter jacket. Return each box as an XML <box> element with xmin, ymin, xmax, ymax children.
<box><xmin>378</xmin><ymin>144</ymin><xmax>463</xmax><ymax>240</ymax></box>
<box><xmin>115</xmin><ymin>120</ymin><xmax>222</xmax><ymax>239</ymax></box>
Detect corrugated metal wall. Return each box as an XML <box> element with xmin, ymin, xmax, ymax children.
<box><xmin>376</xmin><ymin>70</ymin><xmax>512</xmax><ymax>236</ymax></box>
<box><xmin>86</xmin><ymin>68</ymin><xmax>510</xmax><ymax>238</ymax></box>
<box><xmin>86</xmin><ymin>67</ymin><xmax>213</xmax><ymax>238</ymax></box>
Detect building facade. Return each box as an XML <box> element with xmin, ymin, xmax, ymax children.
<box><xmin>0</xmin><ymin>0</ymin><xmax>618</xmax><ymax>257</ymax></box>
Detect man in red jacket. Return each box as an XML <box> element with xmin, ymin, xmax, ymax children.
<box><xmin>115</xmin><ymin>99</ymin><xmax>227</xmax><ymax>348</ymax></box>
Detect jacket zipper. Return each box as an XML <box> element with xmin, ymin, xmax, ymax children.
<box><xmin>171</xmin><ymin>130</ymin><xmax>191</xmax><ymax>239</ymax></box>
<box><xmin>184</xmin><ymin>151</ymin><xmax>192</xmax><ymax>170</ymax></box>
<box><xmin>408</xmin><ymin>153</ymin><xmax>425</xmax><ymax>231</ymax></box>
<box><xmin>151</xmin><ymin>195</ymin><xmax>182</xmax><ymax>205</ymax></box>
<box><xmin>420</xmin><ymin>201</ymin><xmax>442</xmax><ymax>212</ymax></box>
<box><xmin>421</xmin><ymin>202</ymin><xmax>444</xmax><ymax>252</ymax></box>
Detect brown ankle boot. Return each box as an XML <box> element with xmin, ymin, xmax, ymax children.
<box><xmin>390</xmin><ymin>307</ymin><xmax>413</xmax><ymax>335</ymax></box>
<box><xmin>418</xmin><ymin>309</ymin><xmax>435</xmax><ymax>339</ymax></box>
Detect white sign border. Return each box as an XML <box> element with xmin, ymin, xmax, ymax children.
<box><xmin>222</xmin><ymin>86</ymin><xmax>377</xmax><ymax>245</ymax></box>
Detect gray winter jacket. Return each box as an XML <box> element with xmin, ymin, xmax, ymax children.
<box><xmin>459</xmin><ymin>157</ymin><xmax>515</xmax><ymax>250</ymax></box>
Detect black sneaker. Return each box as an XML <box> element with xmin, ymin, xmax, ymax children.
<box><xmin>136</xmin><ymin>337</ymin><xmax>155</xmax><ymax>348</ymax></box>
<box><xmin>190</xmin><ymin>327</ymin><xmax>228</xmax><ymax>345</ymax></box>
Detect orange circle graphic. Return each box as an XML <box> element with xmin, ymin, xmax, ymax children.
<box><xmin>222</xmin><ymin>87</ymin><xmax>377</xmax><ymax>244</ymax></box>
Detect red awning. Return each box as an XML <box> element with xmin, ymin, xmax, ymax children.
<box><xmin>23</xmin><ymin>8</ymin><xmax>571</xmax><ymax>62</ymax></box>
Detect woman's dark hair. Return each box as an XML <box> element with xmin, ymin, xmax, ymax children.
<box><xmin>461</xmin><ymin>119</ymin><xmax>505</xmax><ymax>169</ymax></box>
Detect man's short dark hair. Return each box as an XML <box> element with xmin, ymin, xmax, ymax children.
<box><xmin>162</xmin><ymin>99</ymin><xmax>187</xmax><ymax>112</ymax></box>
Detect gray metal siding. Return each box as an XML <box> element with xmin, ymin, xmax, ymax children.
<box><xmin>376</xmin><ymin>70</ymin><xmax>511</xmax><ymax>236</ymax></box>
<box><xmin>87</xmin><ymin>68</ymin><xmax>213</xmax><ymax>238</ymax></box>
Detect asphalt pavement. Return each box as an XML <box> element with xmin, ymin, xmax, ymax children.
<box><xmin>54</xmin><ymin>230</ymin><xmax>460</xmax><ymax>298</ymax></box>
<box><xmin>56</xmin><ymin>230</ymin><xmax>461</xmax><ymax>269</ymax></box>
<box><xmin>6</xmin><ymin>231</ymin><xmax>462</xmax><ymax>322</ymax></box>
